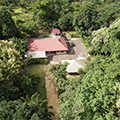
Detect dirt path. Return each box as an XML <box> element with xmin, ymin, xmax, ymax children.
<box><xmin>43</xmin><ymin>64</ymin><xmax>59</xmax><ymax>120</ymax></box>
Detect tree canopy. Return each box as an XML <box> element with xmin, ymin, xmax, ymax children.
<box><xmin>0</xmin><ymin>8</ymin><xmax>20</xmax><ymax>39</ymax></box>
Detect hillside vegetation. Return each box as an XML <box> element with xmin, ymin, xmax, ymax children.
<box><xmin>0</xmin><ymin>0</ymin><xmax>120</xmax><ymax>120</ymax></box>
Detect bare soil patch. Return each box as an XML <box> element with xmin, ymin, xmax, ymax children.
<box><xmin>42</xmin><ymin>64</ymin><xmax>59</xmax><ymax>120</ymax></box>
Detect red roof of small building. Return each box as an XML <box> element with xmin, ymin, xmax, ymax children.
<box><xmin>52</xmin><ymin>29</ymin><xmax>60</xmax><ymax>35</ymax></box>
<box><xmin>28</xmin><ymin>37</ymin><xmax>68</xmax><ymax>52</ymax></box>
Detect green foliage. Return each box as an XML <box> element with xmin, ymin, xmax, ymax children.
<box><xmin>56</xmin><ymin>56</ymin><xmax>120</xmax><ymax>119</ymax></box>
<box><xmin>19</xmin><ymin>75</ymin><xmax>44</xmax><ymax>98</ymax></box>
<box><xmin>49</xmin><ymin>63</ymin><xmax>84</xmax><ymax>119</ymax></box>
<box><xmin>88</xmin><ymin>18</ymin><xmax>120</xmax><ymax>57</ymax></box>
<box><xmin>82</xmin><ymin>35</ymin><xmax>93</xmax><ymax>48</ymax></box>
<box><xmin>58</xmin><ymin>12</ymin><xmax>73</xmax><ymax>30</ymax></box>
<box><xmin>89</xmin><ymin>27</ymin><xmax>111</xmax><ymax>55</ymax></box>
<box><xmin>0</xmin><ymin>41</ymin><xmax>52</xmax><ymax>119</ymax></box>
<box><xmin>8</xmin><ymin>37</ymin><xmax>27</xmax><ymax>55</ymax></box>
<box><xmin>49</xmin><ymin>63</ymin><xmax>67</xmax><ymax>94</ymax></box>
<box><xmin>49</xmin><ymin>63</ymin><xmax>67</xmax><ymax>81</ymax></box>
<box><xmin>96</xmin><ymin>2</ymin><xmax>120</xmax><ymax>28</ymax></box>
<box><xmin>28</xmin><ymin>58</ymin><xmax>49</xmax><ymax>65</ymax></box>
<box><xmin>19</xmin><ymin>0</ymin><xmax>35</xmax><ymax>8</ymax></box>
<box><xmin>73</xmin><ymin>2</ymin><xmax>99</xmax><ymax>36</ymax></box>
<box><xmin>58</xmin><ymin>77</ymin><xmax>82</xmax><ymax>120</ymax></box>
<box><xmin>19</xmin><ymin>21</ymin><xmax>39</xmax><ymax>36</ymax></box>
<box><xmin>29</xmin><ymin>0</ymin><xmax>60</xmax><ymax>29</ymax></box>
<box><xmin>0</xmin><ymin>0</ymin><xmax>20</xmax><ymax>6</ymax></box>
<box><xmin>75</xmin><ymin>57</ymin><xmax>120</xmax><ymax>120</ymax></box>
<box><xmin>0</xmin><ymin>40</ymin><xmax>25</xmax><ymax>100</ymax></box>
<box><xmin>29</xmin><ymin>0</ymin><xmax>73</xmax><ymax>30</ymax></box>
<box><xmin>27</xmin><ymin>65</ymin><xmax>46</xmax><ymax>99</ymax></box>
<box><xmin>0</xmin><ymin>95</ymin><xmax>52</xmax><ymax>120</ymax></box>
<box><xmin>39</xmin><ymin>34</ymin><xmax>50</xmax><ymax>38</ymax></box>
<box><xmin>68</xmin><ymin>31</ymin><xmax>79</xmax><ymax>38</ymax></box>
<box><xmin>0</xmin><ymin>40</ymin><xmax>23</xmax><ymax>81</ymax></box>
<box><xmin>49</xmin><ymin>18</ymin><xmax>120</xmax><ymax>119</ymax></box>
<box><xmin>73</xmin><ymin>1</ymin><xmax>120</xmax><ymax>38</ymax></box>
<box><xmin>58</xmin><ymin>0</ymin><xmax>73</xmax><ymax>30</ymax></box>
<box><xmin>91</xmin><ymin>0</ymin><xmax>118</xmax><ymax>4</ymax></box>
<box><xmin>80</xmin><ymin>70</ymin><xmax>116</xmax><ymax>118</ymax></box>
<box><xmin>1</xmin><ymin>0</ymin><xmax>120</xmax><ymax>35</ymax></box>
<box><xmin>0</xmin><ymin>7</ymin><xmax>21</xmax><ymax>39</ymax></box>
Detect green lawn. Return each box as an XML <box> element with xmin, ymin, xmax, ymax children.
<box><xmin>27</xmin><ymin>64</ymin><xmax>46</xmax><ymax>99</ymax></box>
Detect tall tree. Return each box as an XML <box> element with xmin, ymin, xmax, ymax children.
<box><xmin>76</xmin><ymin>57</ymin><xmax>120</xmax><ymax>120</ymax></box>
<box><xmin>8</xmin><ymin>37</ymin><xmax>27</xmax><ymax>55</ymax></box>
<box><xmin>0</xmin><ymin>40</ymin><xmax>22</xmax><ymax>81</ymax></box>
<box><xmin>73</xmin><ymin>2</ymin><xmax>99</xmax><ymax>36</ymax></box>
<box><xmin>0</xmin><ymin>93</ymin><xmax>53</xmax><ymax>120</ymax></box>
<box><xmin>0</xmin><ymin>40</ymin><xmax>24</xmax><ymax>100</ymax></box>
<box><xmin>0</xmin><ymin>7</ymin><xmax>20</xmax><ymax>39</ymax></box>
<box><xmin>89</xmin><ymin>18</ymin><xmax>120</xmax><ymax>57</ymax></box>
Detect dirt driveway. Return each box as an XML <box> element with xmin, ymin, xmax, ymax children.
<box><xmin>43</xmin><ymin>64</ymin><xmax>59</xmax><ymax>120</ymax></box>
<box><xmin>49</xmin><ymin>38</ymin><xmax>87</xmax><ymax>63</ymax></box>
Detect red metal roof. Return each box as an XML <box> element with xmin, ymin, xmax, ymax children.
<box><xmin>52</xmin><ymin>29</ymin><xmax>60</xmax><ymax>35</ymax></box>
<box><xmin>28</xmin><ymin>37</ymin><xmax>68</xmax><ymax>52</ymax></box>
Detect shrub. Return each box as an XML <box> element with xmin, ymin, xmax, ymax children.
<box><xmin>87</xmin><ymin>56</ymin><xmax>91</xmax><ymax>61</ymax></box>
<box><xmin>44</xmin><ymin>59</ymin><xmax>49</xmax><ymax>64</ymax></box>
<box><xmin>27</xmin><ymin>58</ymin><xmax>49</xmax><ymax>65</ymax></box>
<box><xmin>68</xmin><ymin>32</ymin><xmax>79</xmax><ymax>38</ymax></box>
<box><xmin>39</xmin><ymin>34</ymin><xmax>50</xmax><ymax>38</ymax></box>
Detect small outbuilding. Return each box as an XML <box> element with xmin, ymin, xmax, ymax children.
<box><xmin>52</xmin><ymin>29</ymin><xmax>61</xmax><ymax>38</ymax></box>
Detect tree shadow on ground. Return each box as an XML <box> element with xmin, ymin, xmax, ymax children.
<box><xmin>47</xmin><ymin>55</ymin><xmax>54</xmax><ymax>61</ymax></box>
<box><xmin>66</xmin><ymin>42</ymin><xmax>76</xmax><ymax>54</ymax></box>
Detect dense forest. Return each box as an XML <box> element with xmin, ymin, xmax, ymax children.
<box><xmin>0</xmin><ymin>0</ymin><xmax>120</xmax><ymax>120</ymax></box>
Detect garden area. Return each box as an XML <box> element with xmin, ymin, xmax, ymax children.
<box><xmin>28</xmin><ymin>63</ymin><xmax>59</xmax><ymax>120</ymax></box>
<box><xmin>27</xmin><ymin>64</ymin><xmax>46</xmax><ymax>99</ymax></box>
